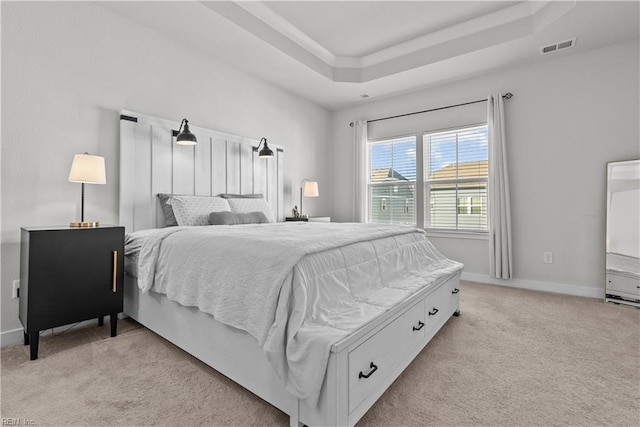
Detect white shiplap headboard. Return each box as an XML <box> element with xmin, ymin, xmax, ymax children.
<box><xmin>119</xmin><ymin>111</ymin><xmax>284</xmax><ymax>232</ymax></box>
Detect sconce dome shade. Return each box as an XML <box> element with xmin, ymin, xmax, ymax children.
<box><xmin>176</xmin><ymin>119</ymin><xmax>197</xmax><ymax>145</ymax></box>
<box><xmin>68</xmin><ymin>153</ymin><xmax>106</xmax><ymax>184</ymax></box>
<box><xmin>257</xmin><ymin>137</ymin><xmax>274</xmax><ymax>157</ymax></box>
<box><xmin>258</xmin><ymin>140</ymin><xmax>273</xmax><ymax>157</ymax></box>
<box><xmin>259</xmin><ymin>145</ymin><xmax>274</xmax><ymax>158</ymax></box>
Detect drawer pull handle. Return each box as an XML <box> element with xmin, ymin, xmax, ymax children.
<box><xmin>452</xmin><ymin>288</ymin><xmax>460</xmax><ymax>294</ymax></box>
<box><xmin>428</xmin><ymin>308</ymin><xmax>439</xmax><ymax>316</ymax></box>
<box><xmin>412</xmin><ymin>321</ymin><xmax>425</xmax><ymax>331</ymax></box>
<box><xmin>359</xmin><ymin>362</ymin><xmax>378</xmax><ymax>379</ymax></box>
<box><xmin>112</xmin><ymin>250</ymin><xmax>118</xmax><ymax>293</ymax></box>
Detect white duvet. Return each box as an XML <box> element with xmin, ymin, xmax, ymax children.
<box><xmin>127</xmin><ymin>222</ymin><xmax>463</xmax><ymax>406</ymax></box>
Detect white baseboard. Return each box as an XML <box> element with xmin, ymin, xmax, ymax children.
<box><xmin>461</xmin><ymin>272</ymin><xmax>604</xmax><ymax>299</ymax></box>
<box><xmin>0</xmin><ymin>328</ymin><xmax>25</xmax><ymax>347</ymax></box>
<box><xmin>0</xmin><ymin>318</ymin><xmax>105</xmax><ymax>348</ymax></box>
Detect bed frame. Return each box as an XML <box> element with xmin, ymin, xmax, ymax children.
<box><xmin>119</xmin><ymin>112</ymin><xmax>461</xmax><ymax>426</ymax></box>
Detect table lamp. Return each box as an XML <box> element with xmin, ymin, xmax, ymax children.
<box><xmin>68</xmin><ymin>153</ymin><xmax>106</xmax><ymax>227</ymax></box>
<box><xmin>300</xmin><ymin>179</ymin><xmax>319</xmax><ymax>218</ymax></box>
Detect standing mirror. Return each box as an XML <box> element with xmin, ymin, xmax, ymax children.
<box><xmin>605</xmin><ymin>159</ymin><xmax>640</xmax><ymax>307</ymax></box>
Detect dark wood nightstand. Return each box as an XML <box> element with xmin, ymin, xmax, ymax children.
<box><xmin>19</xmin><ymin>226</ymin><xmax>124</xmax><ymax>360</ymax></box>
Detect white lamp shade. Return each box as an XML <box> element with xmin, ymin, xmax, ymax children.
<box><xmin>68</xmin><ymin>154</ymin><xmax>106</xmax><ymax>184</ymax></box>
<box><xmin>303</xmin><ymin>181</ymin><xmax>319</xmax><ymax>197</ymax></box>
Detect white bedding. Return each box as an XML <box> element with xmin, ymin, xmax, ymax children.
<box><xmin>126</xmin><ymin>222</ymin><xmax>463</xmax><ymax>406</ymax></box>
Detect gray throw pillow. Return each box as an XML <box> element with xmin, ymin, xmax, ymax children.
<box><xmin>209</xmin><ymin>211</ymin><xmax>269</xmax><ymax>225</ymax></box>
<box><xmin>157</xmin><ymin>193</ymin><xmax>178</xmax><ymax>227</ymax></box>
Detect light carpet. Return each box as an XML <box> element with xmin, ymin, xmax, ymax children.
<box><xmin>1</xmin><ymin>281</ymin><xmax>639</xmax><ymax>426</ymax></box>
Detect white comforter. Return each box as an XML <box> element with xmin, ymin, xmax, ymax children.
<box><xmin>128</xmin><ymin>222</ymin><xmax>463</xmax><ymax>406</ymax></box>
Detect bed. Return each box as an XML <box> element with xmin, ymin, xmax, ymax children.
<box><xmin>119</xmin><ymin>111</ymin><xmax>463</xmax><ymax>426</ymax></box>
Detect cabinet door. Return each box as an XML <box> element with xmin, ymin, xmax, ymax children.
<box><xmin>27</xmin><ymin>228</ymin><xmax>124</xmax><ymax>331</ymax></box>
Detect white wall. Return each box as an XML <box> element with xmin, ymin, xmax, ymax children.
<box><xmin>331</xmin><ymin>39</ymin><xmax>640</xmax><ymax>293</ymax></box>
<box><xmin>0</xmin><ymin>2</ymin><xmax>332</xmax><ymax>334</ymax></box>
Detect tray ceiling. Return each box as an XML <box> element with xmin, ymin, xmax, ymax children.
<box><xmin>100</xmin><ymin>1</ymin><xmax>639</xmax><ymax>109</ymax></box>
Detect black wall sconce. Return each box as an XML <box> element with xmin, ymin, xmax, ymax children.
<box><xmin>176</xmin><ymin>118</ymin><xmax>197</xmax><ymax>145</ymax></box>
<box><xmin>253</xmin><ymin>137</ymin><xmax>274</xmax><ymax>158</ymax></box>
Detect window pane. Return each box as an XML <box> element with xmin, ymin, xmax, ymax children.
<box><xmin>370</xmin><ymin>137</ymin><xmax>416</xmax><ymax>182</ymax></box>
<box><xmin>424</xmin><ymin>125</ymin><xmax>488</xmax><ymax>232</ymax></box>
<box><xmin>428</xmin><ymin>182</ymin><xmax>457</xmax><ymax>229</ymax></box>
<box><xmin>428</xmin><ymin>133</ymin><xmax>456</xmax><ymax>179</ymax></box>
<box><xmin>392</xmin><ymin>139</ymin><xmax>417</xmax><ymax>181</ymax></box>
<box><xmin>370</xmin><ymin>142</ymin><xmax>393</xmax><ymax>183</ymax></box>
<box><xmin>368</xmin><ymin>136</ymin><xmax>416</xmax><ymax>226</ymax></box>
<box><xmin>458</xmin><ymin>127</ymin><xmax>488</xmax><ymax>179</ymax></box>
<box><xmin>458</xmin><ymin>182</ymin><xmax>487</xmax><ymax>230</ymax></box>
<box><xmin>369</xmin><ymin>184</ymin><xmax>415</xmax><ymax>225</ymax></box>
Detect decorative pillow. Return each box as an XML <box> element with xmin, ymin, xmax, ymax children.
<box><xmin>170</xmin><ymin>196</ymin><xmax>231</xmax><ymax>226</ymax></box>
<box><xmin>218</xmin><ymin>193</ymin><xmax>264</xmax><ymax>199</ymax></box>
<box><xmin>209</xmin><ymin>211</ymin><xmax>269</xmax><ymax>225</ymax></box>
<box><xmin>157</xmin><ymin>193</ymin><xmax>179</xmax><ymax>227</ymax></box>
<box><xmin>227</xmin><ymin>198</ymin><xmax>276</xmax><ymax>223</ymax></box>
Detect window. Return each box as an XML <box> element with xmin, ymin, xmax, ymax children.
<box><xmin>368</xmin><ymin>136</ymin><xmax>416</xmax><ymax>225</ymax></box>
<box><xmin>457</xmin><ymin>196</ymin><xmax>483</xmax><ymax>215</ymax></box>
<box><xmin>424</xmin><ymin>125</ymin><xmax>488</xmax><ymax>232</ymax></box>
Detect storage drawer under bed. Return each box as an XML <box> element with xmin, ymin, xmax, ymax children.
<box><xmin>347</xmin><ymin>274</ymin><xmax>460</xmax><ymax>415</ymax></box>
<box><xmin>348</xmin><ymin>300</ymin><xmax>425</xmax><ymax>412</ymax></box>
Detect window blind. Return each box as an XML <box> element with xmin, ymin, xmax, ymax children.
<box><xmin>368</xmin><ymin>136</ymin><xmax>416</xmax><ymax>225</ymax></box>
<box><xmin>424</xmin><ymin>125</ymin><xmax>488</xmax><ymax>231</ymax></box>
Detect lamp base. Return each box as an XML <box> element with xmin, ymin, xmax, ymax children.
<box><xmin>69</xmin><ymin>221</ymin><xmax>100</xmax><ymax>228</ymax></box>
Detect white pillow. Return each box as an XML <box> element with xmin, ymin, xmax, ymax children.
<box><xmin>170</xmin><ymin>196</ymin><xmax>231</xmax><ymax>226</ymax></box>
<box><xmin>227</xmin><ymin>198</ymin><xmax>276</xmax><ymax>223</ymax></box>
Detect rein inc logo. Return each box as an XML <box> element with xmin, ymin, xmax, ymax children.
<box><xmin>2</xmin><ymin>419</ymin><xmax>34</xmax><ymax>426</ymax></box>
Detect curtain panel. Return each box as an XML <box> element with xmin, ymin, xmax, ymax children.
<box><xmin>487</xmin><ymin>93</ymin><xmax>513</xmax><ymax>279</ymax></box>
<box><xmin>353</xmin><ymin>120</ymin><xmax>368</xmax><ymax>222</ymax></box>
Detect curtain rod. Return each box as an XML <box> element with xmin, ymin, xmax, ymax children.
<box><xmin>349</xmin><ymin>92</ymin><xmax>513</xmax><ymax>126</ymax></box>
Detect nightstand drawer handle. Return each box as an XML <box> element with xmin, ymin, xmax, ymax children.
<box><xmin>112</xmin><ymin>250</ymin><xmax>118</xmax><ymax>293</ymax></box>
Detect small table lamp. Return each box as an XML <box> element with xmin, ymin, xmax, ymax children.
<box><xmin>300</xmin><ymin>179</ymin><xmax>319</xmax><ymax>218</ymax></box>
<box><xmin>68</xmin><ymin>153</ymin><xmax>106</xmax><ymax>227</ymax></box>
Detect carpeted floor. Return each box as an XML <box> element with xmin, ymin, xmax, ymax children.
<box><xmin>1</xmin><ymin>281</ymin><xmax>639</xmax><ymax>426</ymax></box>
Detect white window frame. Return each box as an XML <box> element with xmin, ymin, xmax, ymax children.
<box><xmin>364</xmin><ymin>125</ymin><xmax>489</xmax><ymax>239</ymax></box>
<box><xmin>423</xmin><ymin>123</ymin><xmax>489</xmax><ymax>235</ymax></box>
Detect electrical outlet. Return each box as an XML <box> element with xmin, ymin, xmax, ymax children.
<box><xmin>12</xmin><ymin>280</ymin><xmax>20</xmax><ymax>298</ymax></box>
<box><xmin>543</xmin><ymin>251</ymin><xmax>554</xmax><ymax>264</ymax></box>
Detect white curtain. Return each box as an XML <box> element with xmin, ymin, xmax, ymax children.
<box><xmin>353</xmin><ymin>120</ymin><xmax>368</xmax><ymax>222</ymax></box>
<box><xmin>487</xmin><ymin>94</ymin><xmax>513</xmax><ymax>279</ymax></box>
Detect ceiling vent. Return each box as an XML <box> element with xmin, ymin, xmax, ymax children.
<box><xmin>540</xmin><ymin>38</ymin><xmax>576</xmax><ymax>55</ymax></box>
<box><xmin>349</xmin><ymin>93</ymin><xmax>372</xmax><ymax>102</ymax></box>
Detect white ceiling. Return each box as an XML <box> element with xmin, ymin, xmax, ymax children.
<box><xmin>100</xmin><ymin>1</ymin><xmax>639</xmax><ymax>110</ymax></box>
<box><xmin>262</xmin><ymin>1</ymin><xmax>522</xmax><ymax>57</ymax></box>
